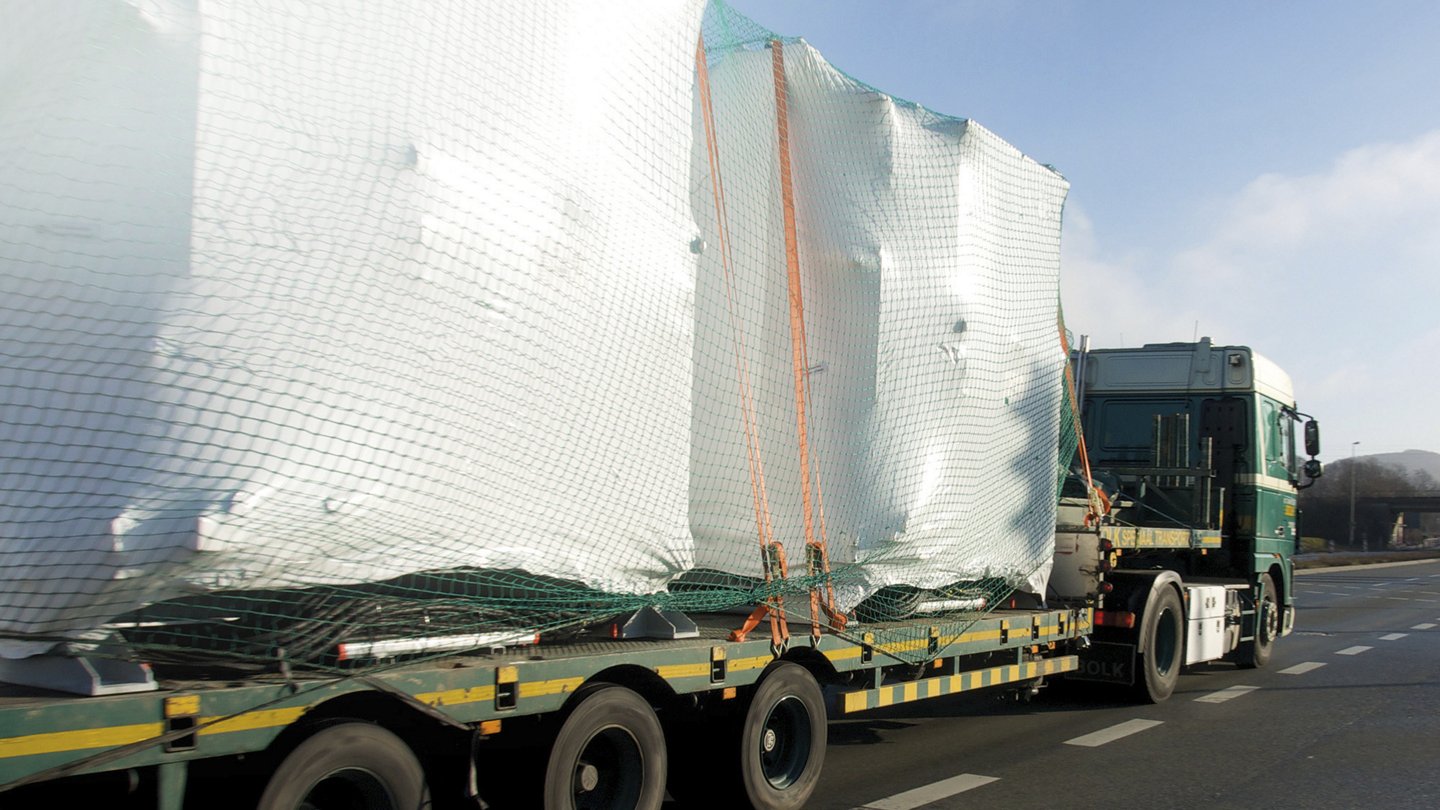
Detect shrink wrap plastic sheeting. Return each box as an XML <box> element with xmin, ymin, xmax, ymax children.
<box><xmin>0</xmin><ymin>0</ymin><xmax>1070</xmax><ymax>663</ymax></box>
<box><xmin>691</xmin><ymin>40</ymin><xmax>1068</xmax><ymax>613</ymax></box>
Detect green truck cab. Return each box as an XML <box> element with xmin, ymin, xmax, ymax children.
<box><xmin>1070</xmin><ymin>338</ymin><xmax>1322</xmax><ymax>699</ymax></box>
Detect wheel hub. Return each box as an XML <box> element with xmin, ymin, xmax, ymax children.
<box><xmin>762</xmin><ymin>728</ymin><xmax>778</xmax><ymax>753</ymax></box>
<box><xmin>575</xmin><ymin>762</ymin><xmax>600</xmax><ymax>793</ymax></box>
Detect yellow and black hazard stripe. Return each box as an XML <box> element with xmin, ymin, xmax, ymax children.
<box><xmin>837</xmin><ymin>656</ymin><xmax>1078</xmax><ymax>714</ymax></box>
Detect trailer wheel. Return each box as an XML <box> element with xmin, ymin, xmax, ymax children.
<box><xmin>543</xmin><ymin>684</ymin><xmax>666</xmax><ymax>810</ymax></box>
<box><xmin>1235</xmin><ymin>573</ymin><xmax>1278</xmax><ymax>669</ymax></box>
<box><xmin>742</xmin><ymin>663</ymin><xmax>826</xmax><ymax>809</ymax></box>
<box><xmin>1134</xmin><ymin>586</ymin><xmax>1183</xmax><ymax>703</ymax></box>
<box><xmin>666</xmin><ymin>663</ymin><xmax>826</xmax><ymax>810</ymax></box>
<box><xmin>256</xmin><ymin>722</ymin><xmax>429</xmax><ymax>810</ymax></box>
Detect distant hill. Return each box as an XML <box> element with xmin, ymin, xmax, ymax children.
<box><xmin>1363</xmin><ymin>449</ymin><xmax>1440</xmax><ymax>482</ymax></box>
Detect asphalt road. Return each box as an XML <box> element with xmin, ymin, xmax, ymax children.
<box><xmin>800</xmin><ymin>559</ymin><xmax>1440</xmax><ymax>810</ymax></box>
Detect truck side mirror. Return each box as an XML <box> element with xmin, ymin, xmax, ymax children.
<box><xmin>1304</xmin><ymin>459</ymin><xmax>1323</xmax><ymax>479</ymax></box>
<box><xmin>1303</xmin><ymin>420</ymin><xmax>1320</xmax><ymax>457</ymax></box>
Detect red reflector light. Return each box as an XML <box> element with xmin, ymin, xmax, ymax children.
<box><xmin>1095</xmin><ymin>610</ymin><xmax>1136</xmax><ymax>629</ymax></box>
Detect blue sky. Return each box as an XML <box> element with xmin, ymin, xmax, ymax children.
<box><xmin>726</xmin><ymin>0</ymin><xmax>1440</xmax><ymax>462</ymax></box>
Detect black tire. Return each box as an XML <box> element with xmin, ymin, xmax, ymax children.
<box><xmin>1133</xmin><ymin>586</ymin><xmax>1184</xmax><ymax>704</ymax></box>
<box><xmin>257</xmin><ymin>722</ymin><xmax>430</xmax><ymax>810</ymax></box>
<box><xmin>741</xmin><ymin>663</ymin><xmax>826</xmax><ymax>810</ymax></box>
<box><xmin>1236</xmin><ymin>573</ymin><xmax>1279</xmax><ymax>669</ymax></box>
<box><xmin>670</xmin><ymin>662</ymin><xmax>826</xmax><ymax>810</ymax></box>
<box><xmin>543</xmin><ymin>684</ymin><xmax>666</xmax><ymax>810</ymax></box>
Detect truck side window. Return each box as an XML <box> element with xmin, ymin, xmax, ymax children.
<box><xmin>1284</xmin><ymin>413</ymin><xmax>1296</xmax><ymax>476</ymax></box>
<box><xmin>1261</xmin><ymin>400</ymin><xmax>1291</xmax><ymax>480</ymax></box>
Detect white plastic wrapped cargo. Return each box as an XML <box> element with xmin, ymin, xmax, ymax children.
<box><xmin>690</xmin><ymin>40</ymin><xmax>1068</xmax><ymax>608</ymax></box>
<box><xmin>0</xmin><ymin>0</ymin><xmax>705</xmax><ymax>655</ymax></box>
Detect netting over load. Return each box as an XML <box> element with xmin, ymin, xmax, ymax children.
<box><xmin>0</xmin><ymin>0</ymin><xmax>1074</xmax><ymax>668</ymax></box>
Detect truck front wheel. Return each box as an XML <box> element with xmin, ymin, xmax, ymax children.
<box><xmin>1235</xmin><ymin>573</ymin><xmax>1278</xmax><ymax>669</ymax></box>
<box><xmin>256</xmin><ymin>721</ymin><xmax>429</xmax><ymax>810</ymax></box>
<box><xmin>1134</xmin><ymin>586</ymin><xmax>1183</xmax><ymax>703</ymax></box>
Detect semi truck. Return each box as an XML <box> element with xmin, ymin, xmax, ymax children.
<box><xmin>0</xmin><ymin>3</ymin><xmax>1327</xmax><ymax>808</ymax></box>
<box><xmin>0</xmin><ymin>338</ymin><xmax>1321</xmax><ymax>810</ymax></box>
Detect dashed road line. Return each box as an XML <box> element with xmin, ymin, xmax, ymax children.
<box><xmin>1064</xmin><ymin>719</ymin><xmax>1165</xmax><ymax>748</ymax></box>
<box><xmin>1411</xmin><ymin>623</ymin><xmax>1435</xmax><ymax>630</ymax></box>
<box><xmin>1195</xmin><ymin>685</ymin><xmax>1261</xmax><ymax>703</ymax></box>
<box><xmin>1379</xmin><ymin>632</ymin><xmax>1409</xmax><ymax>641</ymax></box>
<box><xmin>858</xmin><ymin>773</ymin><xmax>1000</xmax><ymax>809</ymax></box>
<box><xmin>1279</xmin><ymin>662</ymin><xmax>1327</xmax><ymax>675</ymax></box>
<box><xmin>1384</xmin><ymin>597</ymin><xmax>1413</xmax><ymax>602</ymax></box>
<box><xmin>1336</xmin><ymin>646</ymin><xmax>1372</xmax><ymax>655</ymax></box>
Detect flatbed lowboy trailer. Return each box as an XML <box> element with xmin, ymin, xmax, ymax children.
<box><xmin>1</xmin><ymin>608</ymin><xmax>1090</xmax><ymax>809</ymax></box>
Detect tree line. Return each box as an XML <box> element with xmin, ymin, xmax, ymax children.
<box><xmin>1299</xmin><ymin>459</ymin><xmax>1440</xmax><ymax>550</ymax></box>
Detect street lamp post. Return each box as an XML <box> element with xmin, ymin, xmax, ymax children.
<box><xmin>1349</xmin><ymin>441</ymin><xmax>1361</xmax><ymax>551</ymax></box>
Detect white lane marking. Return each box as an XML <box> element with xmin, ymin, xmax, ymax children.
<box><xmin>1279</xmin><ymin>661</ymin><xmax>1327</xmax><ymax>675</ymax></box>
<box><xmin>1336</xmin><ymin>646</ymin><xmax>1372</xmax><ymax>655</ymax></box>
<box><xmin>1195</xmin><ymin>685</ymin><xmax>1261</xmax><ymax>703</ymax></box>
<box><xmin>1379</xmin><ymin>633</ymin><xmax>1409</xmax><ymax>641</ymax></box>
<box><xmin>1064</xmin><ymin>719</ymin><xmax>1165</xmax><ymax>748</ymax></box>
<box><xmin>858</xmin><ymin>774</ymin><xmax>1000</xmax><ymax>809</ymax></box>
<box><xmin>1411</xmin><ymin>623</ymin><xmax>1436</xmax><ymax>630</ymax></box>
<box><xmin>1384</xmin><ymin>597</ymin><xmax>1414</xmax><ymax>602</ymax></box>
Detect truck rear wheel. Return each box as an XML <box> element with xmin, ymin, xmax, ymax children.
<box><xmin>1133</xmin><ymin>586</ymin><xmax>1183</xmax><ymax>703</ymax></box>
<box><xmin>256</xmin><ymin>721</ymin><xmax>429</xmax><ymax>810</ymax></box>
<box><xmin>1235</xmin><ymin>573</ymin><xmax>1278</xmax><ymax>669</ymax></box>
<box><xmin>543</xmin><ymin>684</ymin><xmax>666</xmax><ymax>810</ymax></box>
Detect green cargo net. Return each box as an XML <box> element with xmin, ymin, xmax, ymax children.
<box><xmin>0</xmin><ymin>0</ymin><xmax>1072</xmax><ymax>673</ymax></box>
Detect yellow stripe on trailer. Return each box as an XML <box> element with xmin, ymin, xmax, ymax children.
<box><xmin>835</xmin><ymin>656</ymin><xmax>1079</xmax><ymax>714</ymax></box>
<box><xmin>0</xmin><ymin>722</ymin><xmax>164</xmax><ymax>759</ymax></box>
<box><xmin>416</xmin><ymin>685</ymin><xmax>496</xmax><ymax>708</ymax></box>
<box><xmin>198</xmin><ymin>707</ymin><xmax>307</xmax><ymax>736</ymax></box>
<box><xmin>518</xmin><ymin>677</ymin><xmax>584</xmax><ymax>699</ymax></box>
<box><xmin>655</xmin><ymin>662</ymin><xmax>711</xmax><ymax>680</ymax></box>
<box><xmin>729</xmin><ymin>654</ymin><xmax>775</xmax><ymax>673</ymax></box>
